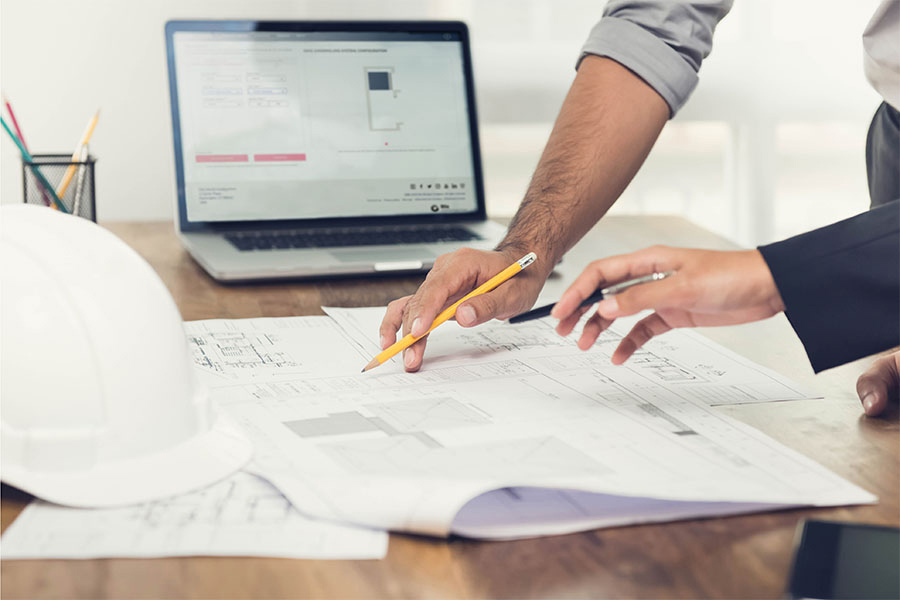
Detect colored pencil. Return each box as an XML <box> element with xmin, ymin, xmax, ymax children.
<box><xmin>362</xmin><ymin>252</ymin><xmax>537</xmax><ymax>372</ymax></box>
<box><xmin>55</xmin><ymin>109</ymin><xmax>99</xmax><ymax>200</ymax></box>
<box><xmin>1</xmin><ymin>116</ymin><xmax>67</xmax><ymax>213</ymax></box>
<box><xmin>3</xmin><ymin>95</ymin><xmax>51</xmax><ymax>206</ymax></box>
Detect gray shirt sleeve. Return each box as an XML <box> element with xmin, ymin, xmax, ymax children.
<box><xmin>578</xmin><ymin>0</ymin><xmax>734</xmax><ymax>116</ymax></box>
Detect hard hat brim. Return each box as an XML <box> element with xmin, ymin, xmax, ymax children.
<box><xmin>1</xmin><ymin>413</ymin><xmax>253</xmax><ymax>508</ymax></box>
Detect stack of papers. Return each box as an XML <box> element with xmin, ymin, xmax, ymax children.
<box><xmin>1</xmin><ymin>471</ymin><xmax>387</xmax><ymax>560</ymax></box>
<box><xmin>3</xmin><ymin>307</ymin><xmax>875</xmax><ymax>556</ymax></box>
<box><xmin>185</xmin><ymin>307</ymin><xmax>875</xmax><ymax>539</ymax></box>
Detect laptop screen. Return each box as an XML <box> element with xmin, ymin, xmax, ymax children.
<box><xmin>170</xmin><ymin>27</ymin><xmax>479</xmax><ymax>224</ymax></box>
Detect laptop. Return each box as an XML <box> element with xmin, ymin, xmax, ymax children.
<box><xmin>164</xmin><ymin>20</ymin><xmax>506</xmax><ymax>282</ymax></box>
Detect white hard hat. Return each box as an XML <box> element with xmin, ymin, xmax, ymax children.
<box><xmin>0</xmin><ymin>205</ymin><xmax>252</xmax><ymax>507</ymax></box>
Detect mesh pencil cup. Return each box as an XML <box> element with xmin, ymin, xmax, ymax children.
<box><xmin>22</xmin><ymin>153</ymin><xmax>97</xmax><ymax>221</ymax></box>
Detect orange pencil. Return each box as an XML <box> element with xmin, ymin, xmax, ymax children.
<box><xmin>56</xmin><ymin>109</ymin><xmax>100</xmax><ymax>200</ymax></box>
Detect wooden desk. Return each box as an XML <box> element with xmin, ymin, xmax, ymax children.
<box><xmin>2</xmin><ymin>216</ymin><xmax>897</xmax><ymax>599</ymax></box>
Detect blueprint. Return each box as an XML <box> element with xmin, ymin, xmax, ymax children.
<box><xmin>0</xmin><ymin>472</ymin><xmax>387</xmax><ymax>560</ymax></box>
<box><xmin>188</xmin><ymin>316</ymin><xmax>365</xmax><ymax>383</ymax></box>
<box><xmin>183</xmin><ymin>309</ymin><xmax>875</xmax><ymax>539</ymax></box>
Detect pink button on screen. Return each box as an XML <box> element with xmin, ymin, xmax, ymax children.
<box><xmin>254</xmin><ymin>153</ymin><xmax>307</xmax><ymax>162</ymax></box>
<box><xmin>195</xmin><ymin>154</ymin><xmax>249</xmax><ymax>163</ymax></box>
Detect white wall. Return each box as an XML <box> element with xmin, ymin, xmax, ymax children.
<box><xmin>0</xmin><ymin>0</ymin><xmax>884</xmax><ymax>246</ymax></box>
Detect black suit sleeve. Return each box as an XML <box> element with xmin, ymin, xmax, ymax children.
<box><xmin>757</xmin><ymin>200</ymin><xmax>900</xmax><ymax>373</ymax></box>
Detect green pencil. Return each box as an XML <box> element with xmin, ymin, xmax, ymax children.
<box><xmin>1</xmin><ymin>116</ymin><xmax>68</xmax><ymax>213</ymax></box>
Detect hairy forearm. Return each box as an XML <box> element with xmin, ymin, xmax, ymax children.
<box><xmin>496</xmin><ymin>56</ymin><xmax>669</xmax><ymax>271</ymax></box>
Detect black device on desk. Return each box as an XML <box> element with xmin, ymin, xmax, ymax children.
<box><xmin>786</xmin><ymin>519</ymin><xmax>900</xmax><ymax>599</ymax></box>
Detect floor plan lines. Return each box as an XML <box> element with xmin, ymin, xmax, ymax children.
<box><xmin>318</xmin><ymin>435</ymin><xmax>610</xmax><ymax>480</ymax></box>
<box><xmin>282</xmin><ymin>398</ymin><xmax>489</xmax><ymax>440</ymax></box>
<box><xmin>0</xmin><ymin>472</ymin><xmax>388</xmax><ymax>559</ymax></box>
<box><xmin>628</xmin><ymin>351</ymin><xmax>701</xmax><ymax>383</ymax></box>
<box><xmin>189</xmin><ymin>331</ymin><xmax>297</xmax><ymax>375</ymax></box>
<box><xmin>456</xmin><ymin>323</ymin><xmax>573</xmax><ymax>353</ymax></box>
<box><xmin>368</xmin><ymin>397</ymin><xmax>490</xmax><ymax>431</ymax></box>
<box><xmin>172</xmin><ymin>309</ymin><xmax>876</xmax><ymax>540</ymax></box>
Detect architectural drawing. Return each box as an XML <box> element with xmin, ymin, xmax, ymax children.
<box><xmin>1</xmin><ymin>472</ymin><xmax>387</xmax><ymax>560</ymax></box>
<box><xmin>181</xmin><ymin>308</ymin><xmax>873</xmax><ymax>539</ymax></box>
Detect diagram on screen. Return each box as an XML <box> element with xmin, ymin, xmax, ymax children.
<box><xmin>365</xmin><ymin>67</ymin><xmax>403</xmax><ymax>131</ymax></box>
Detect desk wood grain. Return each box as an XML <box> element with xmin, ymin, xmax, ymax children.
<box><xmin>3</xmin><ymin>216</ymin><xmax>897</xmax><ymax>599</ymax></box>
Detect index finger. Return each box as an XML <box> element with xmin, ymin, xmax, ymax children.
<box><xmin>379</xmin><ymin>296</ymin><xmax>411</xmax><ymax>349</ymax></box>
<box><xmin>550</xmin><ymin>246</ymin><xmax>682</xmax><ymax>321</ymax></box>
<box><xmin>403</xmin><ymin>266</ymin><xmax>475</xmax><ymax>338</ymax></box>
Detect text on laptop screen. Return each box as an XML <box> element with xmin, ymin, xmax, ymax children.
<box><xmin>172</xmin><ymin>31</ymin><xmax>478</xmax><ymax>223</ymax></box>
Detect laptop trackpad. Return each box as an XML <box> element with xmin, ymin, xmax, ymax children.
<box><xmin>330</xmin><ymin>248</ymin><xmax>435</xmax><ymax>263</ymax></box>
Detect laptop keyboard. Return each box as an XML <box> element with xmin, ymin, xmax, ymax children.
<box><xmin>224</xmin><ymin>226</ymin><xmax>482</xmax><ymax>251</ymax></box>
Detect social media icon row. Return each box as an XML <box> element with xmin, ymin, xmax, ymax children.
<box><xmin>409</xmin><ymin>182</ymin><xmax>465</xmax><ymax>190</ymax></box>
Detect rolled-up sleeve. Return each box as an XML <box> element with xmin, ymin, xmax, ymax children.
<box><xmin>578</xmin><ymin>0</ymin><xmax>733</xmax><ymax>116</ymax></box>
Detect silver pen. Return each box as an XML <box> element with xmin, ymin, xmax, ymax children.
<box><xmin>509</xmin><ymin>270</ymin><xmax>676</xmax><ymax>323</ymax></box>
<box><xmin>600</xmin><ymin>270</ymin><xmax>675</xmax><ymax>296</ymax></box>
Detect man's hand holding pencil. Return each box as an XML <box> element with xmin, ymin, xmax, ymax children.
<box><xmin>375</xmin><ymin>248</ymin><xmax>549</xmax><ymax>373</ymax></box>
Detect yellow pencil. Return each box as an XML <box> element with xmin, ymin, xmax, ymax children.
<box><xmin>55</xmin><ymin>109</ymin><xmax>100</xmax><ymax>200</ymax></box>
<box><xmin>362</xmin><ymin>252</ymin><xmax>537</xmax><ymax>372</ymax></box>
